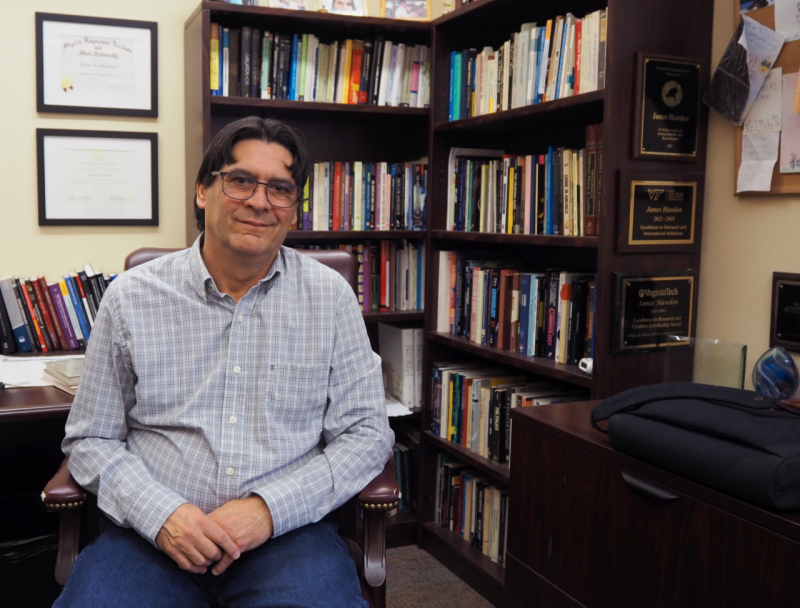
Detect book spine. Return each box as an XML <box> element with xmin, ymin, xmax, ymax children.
<box><xmin>595</xmin><ymin>123</ymin><xmax>604</xmax><ymax>236</ymax></box>
<box><xmin>349</xmin><ymin>43</ymin><xmax>364</xmax><ymax>105</ymax></box>
<box><xmin>65</xmin><ymin>276</ymin><xmax>91</xmax><ymax>343</ymax></box>
<box><xmin>210</xmin><ymin>23</ymin><xmax>220</xmax><ymax>96</ymax></box>
<box><xmin>20</xmin><ymin>279</ymin><xmax>48</xmax><ymax>351</ymax></box>
<box><xmin>12</xmin><ymin>281</ymin><xmax>38</xmax><ymax>351</ymax></box>
<box><xmin>32</xmin><ymin>277</ymin><xmax>62</xmax><ymax>350</ymax></box>
<box><xmin>369</xmin><ymin>38</ymin><xmax>384</xmax><ymax>105</ymax></box>
<box><xmin>251</xmin><ymin>29</ymin><xmax>261</xmax><ymax>99</ymax></box>
<box><xmin>77</xmin><ymin>271</ymin><xmax>98</xmax><ymax>321</ymax></box>
<box><xmin>58</xmin><ymin>280</ymin><xmax>86</xmax><ymax>348</ymax></box>
<box><xmin>0</xmin><ymin>291</ymin><xmax>16</xmax><ymax>354</ymax></box>
<box><xmin>544</xmin><ymin>272</ymin><xmax>559</xmax><ymax>359</ymax></box>
<box><xmin>0</xmin><ymin>279</ymin><xmax>32</xmax><ymax>352</ymax></box>
<box><xmin>241</xmin><ymin>27</ymin><xmax>252</xmax><ymax>98</ymax></box>
<box><xmin>49</xmin><ymin>283</ymin><xmax>79</xmax><ymax>350</ymax></box>
<box><xmin>359</xmin><ymin>39</ymin><xmax>373</xmax><ymax>104</ymax></box>
<box><xmin>598</xmin><ymin>10</ymin><xmax>608</xmax><ymax>90</ymax></box>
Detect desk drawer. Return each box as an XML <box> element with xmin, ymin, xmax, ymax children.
<box><xmin>508</xmin><ymin>424</ymin><xmax>800</xmax><ymax>607</ymax></box>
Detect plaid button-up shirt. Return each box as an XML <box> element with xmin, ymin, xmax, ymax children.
<box><xmin>63</xmin><ymin>236</ymin><xmax>393</xmax><ymax>545</ymax></box>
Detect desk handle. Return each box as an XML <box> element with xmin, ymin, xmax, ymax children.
<box><xmin>621</xmin><ymin>471</ymin><xmax>680</xmax><ymax>502</ymax></box>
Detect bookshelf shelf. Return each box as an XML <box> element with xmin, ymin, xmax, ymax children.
<box><xmin>210</xmin><ymin>97</ymin><xmax>429</xmax><ymax>121</ymax></box>
<box><xmin>424</xmin><ymin>431</ymin><xmax>510</xmax><ymax>484</ymax></box>
<box><xmin>363</xmin><ymin>311</ymin><xmax>424</xmax><ymax>323</ymax></box>
<box><xmin>428</xmin><ymin>332</ymin><xmax>593</xmax><ymax>388</ymax></box>
<box><xmin>420</xmin><ymin>522</ymin><xmax>505</xmax><ymax>589</ymax></box>
<box><xmin>286</xmin><ymin>230</ymin><xmax>425</xmax><ymax>243</ymax></box>
<box><xmin>432</xmin><ymin>90</ymin><xmax>604</xmax><ymax>135</ymax></box>
<box><xmin>430</xmin><ymin>230</ymin><xmax>599</xmax><ymax>248</ymax></box>
<box><xmin>433</xmin><ymin>0</ymin><xmax>503</xmax><ymax>27</ymax></box>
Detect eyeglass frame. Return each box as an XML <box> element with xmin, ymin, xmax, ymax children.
<box><xmin>210</xmin><ymin>170</ymin><xmax>302</xmax><ymax>207</ymax></box>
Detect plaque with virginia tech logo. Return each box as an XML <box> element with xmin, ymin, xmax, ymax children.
<box><xmin>617</xmin><ymin>171</ymin><xmax>703</xmax><ymax>255</ymax></box>
<box><xmin>633</xmin><ymin>53</ymin><xmax>701</xmax><ymax>161</ymax></box>
<box><xmin>612</xmin><ymin>271</ymin><xmax>696</xmax><ymax>354</ymax></box>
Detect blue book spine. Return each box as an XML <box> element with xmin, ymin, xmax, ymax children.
<box><xmin>218</xmin><ymin>25</ymin><xmax>224</xmax><ymax>95</ymax></box>
<box><xmin>534</xmin><ymin>27</ymin><xmax>546</xmax><ymax>104</ymax></box>
<box><xmin>518</xmin><ymin>273</ymin><xmax>531</xmax><ymax>354</ymax></box>
<box><xmin>555</xmin><ymin>22</ymin><xmax>568</xmax><ymax>99</ymax></box>
<box><xmin>454</xmin><ymin>52</ymin><xmax>462</xmax><ymax>120</ymax></box>
<box><xmin>289</xmin><ymin>34</ymin><xmax>300</xmax><ymax>101</ymax></box>
<box><xmin>64</xmin><ymin>276</ymin><xmax>91</xmax><ymax>343</ymax></box>
<box><xmin>449</xmin><ymin>52</ymin><xmax>456</xmax><ymax>121</ymax></box>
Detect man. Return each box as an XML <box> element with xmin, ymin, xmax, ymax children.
<box><xmin>55</xmin><ymin>117</ymin><xmax>394</xmax><ymax>607</ymax></box>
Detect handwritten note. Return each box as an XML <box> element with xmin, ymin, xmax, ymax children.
<box><xmin>741</xmin><ymin>16</ymin><xmax>785</xmax><ymax>122</ymax></box>
<box><xmin>775</xmin><ymin>0</ymin><xmax>800</xmax><ymax>42</ymax></box>
<box><xmin>781</xmin><ymin>72</ymin><xmax>800</xmax><ymax>173</ymax></box>
<box><xmin>738</xmin><ymin>131</ymin><xmax>779</xmax><ymax>192</ymax></box>
<box><xmin>744</xmin><ymin>67</ymin><xmax>782</xmax><ymax>133</ymax></box>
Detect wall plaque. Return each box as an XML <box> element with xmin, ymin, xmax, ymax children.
<box><xmin>633</xmin><ymin>53</ymin><xmax>701</xmax><ymax>161</ymax></box>
<box><xmin>617</xmin><ymin>171</ymin><xmax>703</xmax><ymax>254</ymax></box>
<box><xmin>771</xmin><ymin>272</ymin><xmax>800</xmax><ymax>353</ymax></box>
<box><xmin>612</xmin><ymin>271</ymin><xmax>696</xmax><ymax>354</ymax></box>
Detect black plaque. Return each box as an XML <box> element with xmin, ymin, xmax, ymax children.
<box><xmin>613</xmin><ymin>272</ymin><xmax>695</xmax><ymax>354</ymax></box>
<box><xmin>628</xmin><ymin>180</ymin><xmax>696</xmax><ymax>245</ymax></box>
<box><xmin>635</xmin><ymin>54</ymin><xmax>701</xmax><ymax>160</ymax></box>
<box><xmin>771</xmin><ymin>273</ymin><xmax>800</xmax><ymax>352</ymax></box>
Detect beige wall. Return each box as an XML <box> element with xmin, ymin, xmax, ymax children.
<box><xmin>697</xmin><ymin>0</ymin><xmax>800</xmax><ymax>385</ymax></box>
<box><xmin>7</xmin><ymin>0</ymin><xmax>781</xmax><ymax>386</ymax></box>
<box><xmin>0</xmin><ymin>0</ymin><xmax>198</xmax><ymax>281</ymax></box>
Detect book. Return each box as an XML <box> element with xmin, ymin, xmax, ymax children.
<box><xmin>241</xmin><ymin>27</ymin><xmax>252</xmax><ymax>98</ymax></box>
<box><xmin>44</xmin><ymin>358</ymin><xmax>84</xmax><ymax>386</ymax></box>
<box><xmin>210</xmin><ymin>23</ymin><xmax>221</xmax><ymax>95</ymax></box>
<box><xmin>0</xmin><ymin>288</ymin><xmax>15</xmax><ymax>354</ymax></box>
<box><xmin>58</xmin><ymin>279</ymin><xmax>86</xmax><ymax>349</ymax></box>
<box><xmin>0</xmin><ymin>278</ymin><xmax>31</xmax><ymax>352</ymax></box>
<box><xmin>48</xmin><ymin>282</ymin><xmax>79</xmax><ymax>350</ymax></box>
<box><xmin>229</xmin><ymin>28</ymin><xmax>240</xmax><ymax>96</ymax></box>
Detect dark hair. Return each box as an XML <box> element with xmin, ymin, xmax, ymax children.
<box><xmin>194</xmin><ymin>116</ymin><xmax>308</xmax><ymax>231</ymax></box>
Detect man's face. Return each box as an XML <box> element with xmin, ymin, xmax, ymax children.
<box><xmin>196</xmin><ymin>139</ymin><xmax>298</xmax><ymax>263</ymax></box>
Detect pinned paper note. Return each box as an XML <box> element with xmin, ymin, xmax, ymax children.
<box><xmin>742</xmin><ymin>17</ymin><xmax>785</xmax><ymax>121</ymax></box>
<box><xmin>781</xmin><ymin>72</ymin><xmax>800</xmax><ymax>173</ymax></box>
<box><xmin>738</xmin><ymin>131</ymin><xmax>779</xmax><ymax>192</ymax></box>
<box><xmin>775</xmin><ymin>0</ymin><xmax>800</xmax><ymax>42</ymax></box>
<box><xmin>744</xmin><ymin>67</ymin><xmax>782</xmax><ymax>133</ymax></box>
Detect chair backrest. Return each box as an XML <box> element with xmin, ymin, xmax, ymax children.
<box><xmin>124</xmin><ymin>247</ymin><xmax>357</xmax><ymax>293</ymax></box>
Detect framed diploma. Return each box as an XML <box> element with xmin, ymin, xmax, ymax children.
<box><xmin>633</xmin><ymin>53</ymin><xmax>701</xmax><ymax>161</ymax></box>
<box><xmin>617</xmin><ymin>171</ymin><xmax>704</xmax><ymax>255</ymax></box>
<box><xmin>37</xmin><ymin>129</ymin><xmax>159</xmax><ymax>226</ymax></box>
<box><xmin>36</xmin><ymin>13</ymin><xmax>157</xmax><ymax>117</ymax></box>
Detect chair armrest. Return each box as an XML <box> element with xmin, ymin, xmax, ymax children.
<box><xmin>42</xmin><ymin>456</ymin><xmax>86</xmax><ymax>510</ymax></box>
<box><xmin>357</xmin><ymin>457</ymin><xmax>400</xmax><ymax>512</ymax></box>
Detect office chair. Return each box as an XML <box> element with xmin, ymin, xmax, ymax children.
<box><xmin>42</xmin><ymin>246</ymin><xmax>400</xmax><ymax>608</ymax></box>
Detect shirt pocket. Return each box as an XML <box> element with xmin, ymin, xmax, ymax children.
<box><xmin>267</xmin><ymin>362</ymin><xmax>329</xmax><ymax>429</ymax></box>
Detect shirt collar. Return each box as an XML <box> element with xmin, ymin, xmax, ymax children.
<box><xmin>189</xmin><ymin>233</ymin><xmax>283</xmax><ymax>300</ymax></box>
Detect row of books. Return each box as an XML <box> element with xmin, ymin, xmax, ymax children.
<box><xmin>293</xmin><ymin>161</ymin><xmax>427</xmax><ymax>232</ymax></box>
<box><xmin>0</xmin><ymin>267</ymin><xmax>113</xmax><ymax>354</ymax></box>
<box><xmin>391</xmin><ymin>422</ymin><xmax>420</xmax><ymax>514</ymax></box>
<box><xmin>210</xmin><ymin>25</ymin><xmax>431</xmax><ymax>107</ymax></box>
<box><xmin>445</xmin><ymin>125</ymin><xmax>603</xmax><ymax>237</ymax></box>
<box><xmin>436</xmin><ymin>254</ymin><xmax>597</xmax><ymax>365</ymax></box>
<box><xmin>431</xmin><ymin>363</ymin><xmax>587</xmax><ymax>464</ymax></box>
<box><xmin>448</xmin><ymin>9</ymin><xmax>608</xmax><ymax>120</ymax></box>
<box><xmin>435</xmin><ymin>454</ymin><xmax>509</xmax><ymax>565</ymax></box>
<box><xmin>295</xmin><ymin>241</ymin><xmax>425</xmax><ymax>312</ymax></box>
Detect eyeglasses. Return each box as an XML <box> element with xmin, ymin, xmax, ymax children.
<box><xmin>211</xmin><ymin>171</ymin><xmax>300</xmax><ymax>207</ymax></box>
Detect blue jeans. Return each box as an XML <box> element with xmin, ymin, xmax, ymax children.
<box><xmin>53</xmin><ymin>516</ymin><xmax>367</xmax><ymax>608</ymax></box>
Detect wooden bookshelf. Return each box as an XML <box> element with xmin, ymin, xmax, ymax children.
<box><xmin>363</xmin><ymin>311</ymin><xmax>424</xmax><ymax>323</ymax></box>
<box><xmin>419</xmin><ymin>0</ymin><xmax>714</xmax><ymax>602</ymax></box>
<box><xmin>286</xmin><ymin>230</ymin><xmax>425</xmax><ymax>243</ymax></box>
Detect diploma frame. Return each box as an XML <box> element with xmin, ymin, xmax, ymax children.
<box><xmin>37</xmin><ymin>129</ymin><xmax>159</xmax><ymax>227</ymax></box>
<box><xmin>36</xmin><ymin>13</ymin><xmax>158</xmax><ymax>117</ymax></box>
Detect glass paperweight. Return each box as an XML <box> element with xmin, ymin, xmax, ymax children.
<box><xmin>663</xmin><ymin>336</ymin><xmax>747</xmax><ymax>389</ymax></box>
<box><xmin>752</xmin><ymin>347</ymin><xmax>800</xmax><ymax>399</ymax></box>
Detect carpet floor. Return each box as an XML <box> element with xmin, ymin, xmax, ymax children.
<box><xmin>386</xmin><ymin>545</ymin><xmax>494</xmax><ymax>608</ymax></box>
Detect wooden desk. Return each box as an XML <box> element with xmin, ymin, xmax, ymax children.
<box><xmin>0</xmin><ymin>387</ymin><xmax>72</xmax><ymax>422</ymax></box>
<box><xmin>506</xmin><ymin>401</ymin><xmax>800</xmax><ymax>608</ymax></box>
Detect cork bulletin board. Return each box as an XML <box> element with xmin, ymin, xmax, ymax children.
<box><xmin>734</xmin><ymin>3</ymin><xmax>800</xmax><ymax>194</ymax></box>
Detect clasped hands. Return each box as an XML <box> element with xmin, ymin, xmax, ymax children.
<box><xmin>155</xmin><ymin>496</ymin><xmax>273</xmax><ymax>575</ymax></box>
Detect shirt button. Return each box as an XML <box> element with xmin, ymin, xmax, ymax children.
<box><xmin>233</xmin><ymin>365</ymin><xmax>241</xmax><ymax>374</ymax></box>
<box><xmin>229</xmin><ymin>415</ymin><xmax>238</xmax><ymax>424</ymax></box>
<box><xmin>226</xmin><ymin>467</ymin><xmax>234</xmax><ymax>476</ymax></box>
<box><xmin>237</xmin><ymin>314</ymin><xmax>244</xmax><ymax>323</ymax></box>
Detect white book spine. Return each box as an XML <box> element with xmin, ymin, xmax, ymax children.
<box><xmin>437</xmin><ymin>251</ymin><xmax>451</xmax><ymax>333</ymax></box>
<box><xmin>526</xmin><ymin>29</ymin><xmax>538</xmax><ymax>105</ymax></box>
<box><xmin>502</xmin><ymin>39</ymin><xmax>511</xmax><ymax>112</ymax></box>
<box><xmin>391</xmin><ymin>43</ymin><xmax>406</xmax><ymax>107</ymax></box>
<box><xmin>222</xmin><ymin>28</ymin><xmax>229</xmax><ymax>97</ymax></box>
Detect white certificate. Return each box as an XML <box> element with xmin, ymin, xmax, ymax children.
<box><xmin>40</xmin><ymin>132</ymin><xmax>157</xmax><ymax>224</ymax></box>
<box><xmin>39</xmin><ymin>15</ymin><xmax>155</xmax><ymax>114</ymax></box>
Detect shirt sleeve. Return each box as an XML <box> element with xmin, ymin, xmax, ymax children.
<box><xmin>62</xmin><ymin>284</ymin><xmax>188</xmax><ymax>546</ymax></box>
<box><xmin>252</xmin><ymin>278</ymin><xmax>395</xmax><ymax>537</ymax></box>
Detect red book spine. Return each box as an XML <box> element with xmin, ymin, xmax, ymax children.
<box><xmin>349</xmin><ymin>47</ymin><xmax>364</xmax><ymax>104</ymax></box>
<box><xmin>380</xmin><ymin>241</ymin><xmax>388</xmax><ymax>311</ymax></box>
<box><xmin>333</xmin><ymin>162</ymin><xmax>342</xmax><ymax>231</ymax></box>
<box><xmin>18</xmin><ymin>278</ymin><xmax>47</xmax><ymax>351</ymax></box>
<box><xmin>39</xmin><ymin>277</ymin><xmax>70</xmax><ymax>351</ymax></box>
<box><xmin>574</xmin><ymin>20</ymin><xmax>582</xmax><ymax>95</ymax></box>
<box><xmin>32</xmin><ymin>277</ymin><xmax>63</xmax><ymax>350</ymax></box>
